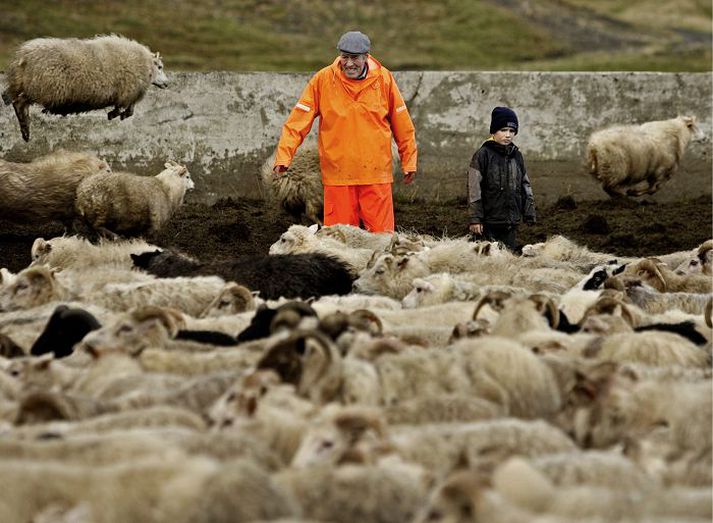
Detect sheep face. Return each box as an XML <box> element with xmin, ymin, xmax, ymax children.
<box><xmin>162</xmin><ymin>161</ymin><xmax>194</xmax><ymax>191</ymax></box>
<box><xmin>402</xmin><ymin>277</ymin><xmax>439</xmax><ymax>309</ymax></box>
<box><xmin>682</xmin><ymin>115</ymin><xmax>706</xmax><ymax>142</ymax></box>
<box><xmin>291</xmin><ymin>405</ymin><xmax>390</xmax><ymax>468</ymax></box>
<box><xmin>78</xmin><ymin>306</ymin><xmax>183</xmax><ymax>356</ymax></box>
<box><xmin>151</xmin><ymin>52</ymin><xmax>168</xmax><ymax>88</ymax></box>
<box><xmin>268</xmin><ymin>224</ymin><xmax>319</xmax><ymax>255</ymax></box>
<box><xmin>352</xmin><ymin>252</ymin><xmax>428</xmax><ymax>299</ymax></box>
<box><xmin>0</xmin><ymin>267</ymin><xmax>62</xmax><ymax>312</ymax></box>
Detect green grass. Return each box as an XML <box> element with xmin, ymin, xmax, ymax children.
<box><xmin>0</xmin><ymin>0</ymin><xmax>709</xmax><ymax>72</ymax></box>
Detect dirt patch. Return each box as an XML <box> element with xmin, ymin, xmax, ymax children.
<box><xmin>1</xmin><ymin>194</ymin><xmax>710</xmax><ymax>274</ymax></box>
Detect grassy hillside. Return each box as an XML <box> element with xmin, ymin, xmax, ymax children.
<box><xmin>0</xmin><ymin>0</ymin><xmax>710</xmax><ymax>72</ymax></box>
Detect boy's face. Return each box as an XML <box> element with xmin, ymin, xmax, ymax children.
<box><xmin>492</xmin><ymin>127</ymin><xmax>516</xmax><ymax>146</ymax></box>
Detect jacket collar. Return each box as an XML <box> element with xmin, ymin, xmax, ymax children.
<box><xmin>330</xmin><ymin>55</ymin><xmax>382</xmax><ymax>84</ymax></box>
<box><xmin>483</xmin><ymin>139</ymin><xmax>518</xmax><ymax>157</ymax></box>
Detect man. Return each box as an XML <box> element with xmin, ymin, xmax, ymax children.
<box><xmin>272</xmin><ymin>30</ymin><xmax>417</xmax><ymax>232</ymax></box>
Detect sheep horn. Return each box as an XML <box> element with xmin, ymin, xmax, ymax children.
<box><xmin>705</xmin><ymin>298</ymin><xmax>712</xmax><ymax>329</ymax></box>
<box><xmin>636</xmin><ymin>259</ymin><xmax>667</xmax><ymax>292</ymax></box>
<box><xmin>529</xmin><ymin>293</ymin><xmax>560</xmax><ymax>329</ymax></box>
<box><xmin>350</xmin><ymin>309</ymin><xmax>383</xmax><ymax>336</ymax></box>
<box><xmin>472</xmin><ymin>289</ymin><xmax>512</xmax><ymax>320</ymax></box>
<box><xmin>295</xmin><ymin>329</ymin><xmax>343</xmax><ymax>403</ymax></box>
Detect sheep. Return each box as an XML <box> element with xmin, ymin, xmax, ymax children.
<box><xmin>269</xmin><ymin>224</ymin><xmax>376</xmax><ymax>273</ymax></box>
<box><xmin>261</xmin><ymin>143</ymin><xmax>323</xmax><ymax>225</ymax></box>
<box><xmin>199</xmin><ymin>282</ymin><xmax>256</xmax><ymax>317</ymax></box>
<box><xmin>29</xmin><ymin>305</ymin><xmax>101</xmax><ymax>358</ymax></box>
<box><xmin>626</xmin><ymin>258</ymin><xmax>713</xmax><ymax>293</ymax></box>
<box><xmin>521</xmin><ymin>235</ymin><xmax>635</xmax><ymax>272</ymax></box>
<box><xmin>2</xmin><ymin>34</ymin><xmax>168</xmax><ymax>141</ymax></box>
<box><xmin>74</xmin><ymin>161</ymin><xmax>194</xmax><ymax>239</ymax></box>
<box><xmin>586</xmin><ymin>115</ymin><xmax>706</xmax><ymax>198</ymax></box>
<box><xmin>31</xmin><ymin>235</ymin><xmax>159</xmax><ymax>271</ymax></box>
<box><xmin>316</xmin><ymin>223</ymin><xmax>395</xmax><ymax>250</ymax></box>
<box><xmin>131</xmin><ymin>248</ymin><xmax>354</xmax><ymax>300</ymax></box>
<box><xmin>0</xmin><ymin>151</ymin><xmax>111</xmax><ymax>227</ymax></box>
<box><xmin>0</xmin><ymin>265</ymin><xmax>71</xmax><ymax>312</ymax></box>
<box><xmin>624</xmin><ymin>281</ymin><xmax>712</xmax><ymax>315</ymax></box>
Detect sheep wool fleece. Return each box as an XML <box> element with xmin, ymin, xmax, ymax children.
<box><xmin>274</xmin><ymin>55</ymin><xmax>417</xmax><ymax>232</ymax></box>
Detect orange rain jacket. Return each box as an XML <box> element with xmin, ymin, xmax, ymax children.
<box><xmin>274</xmin><ymin>56</ymin><xmax>417</xmax><ymax>186</ymax></box>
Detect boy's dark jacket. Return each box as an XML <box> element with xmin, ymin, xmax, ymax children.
<box><xmin>467</xmin><ymin>140</ymin><xmax>536</xmax><ymax>225</ymax></box>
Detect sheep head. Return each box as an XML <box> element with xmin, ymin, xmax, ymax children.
<box><xmin>30</xmin><ymin>237</ymin><xmax>52</xmax><ymax>265</ymax></box>
<box><xmin>472</xmin><ymin>289</ymin><xmax>513</xmax><ymax>320</ymax></box>
<box><xmin>0</xmin><ymin>265</ymin><xmax>66</xmax><ymax>312</ymax></box>
<box><xmin>151</xmin><ymin>52</ymin><xmax>168</xmax><ymax>88</ymax></box>
<box><xmin>291</xmin><ymin>404</ymin><xmax>391</xmax><ymax>468</ymax></box>
<box><xmin>579</xmin><ymin>295</ymin><xmax>635</xmax><ymax>335</ymax></box>
<box><xmin>632</xmin><ymin>258</ymin><xmax>667</xmax><ymax>292</ymax></box>
<box><xmin>79</xmin><ymin>305</ymin><xmax>185</xmax><ymax>357</ymax></box>
<box><xmin>160</xmin><ymin>161</ymin><xmax>194</xmax><ymax>191</ymax></box>
<box><xmin>200</xmin><ymin>282</ymin><xmax>255</xmax><ymax>318</ymax></box>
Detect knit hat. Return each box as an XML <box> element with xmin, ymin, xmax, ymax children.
<box><xmin>337</xmin><ymin>31</ymin><xmax>371</xmax><ymax>54</ymax></box>
<box><xmin>489</xmin><ymin>106</ymin><xmax>519</xmax><ymax>135</ymax></box>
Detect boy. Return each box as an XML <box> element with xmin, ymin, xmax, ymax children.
<box><xmin>466</xmin><ymin>106</ymin><xmax>536</xmax><ymax>252</ymax></box>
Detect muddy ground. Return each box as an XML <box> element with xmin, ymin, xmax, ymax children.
<box><xmin>1</xmin><ymin>192</ymin><xmax>711</xmax><ymax>274</ymax></box>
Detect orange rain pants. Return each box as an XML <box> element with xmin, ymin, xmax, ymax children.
<box><xmin>323</xmin><ymin>183</ymin><xmax>394</xmax><ymax>232</ymax></box>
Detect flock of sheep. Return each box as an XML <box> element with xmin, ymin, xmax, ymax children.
<box><xmin>0</xmin><ymin>33</ymin><xmax>711</xmax><ymax>523</ymax></box>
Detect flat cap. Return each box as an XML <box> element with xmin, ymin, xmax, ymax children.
<box><xmin>337</xmin><ymin>31</ymin><xmax>371</xmax><ymax>54</ymax></box>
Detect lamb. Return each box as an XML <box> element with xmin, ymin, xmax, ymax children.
<box><xmin>0</xmin><ymin>151</ymin><xmax>111</xmax><ymax>227</ymax></box>
<box><xmin>586</xmin><ymin>115</ymin><xmax>705</xmax><ymax>198</ymax></box>
<box><xmin>31</xmin><ymin>235</ymin><xmax>159</xmax><ymax>271</ymax></box>
<box><xmin>74</xmin><ymin>161</ymin><xmax>194</xmax><ymax>239</ymax></box>
<box><xmin>131</xmin><ymin>247</ymin><xmax>354</xmax><ymax>300</ymax></box>
<box><xmin>261</xmin><ymin>143</ymin><xmax>323</xmax><ymax>225</ymax></box>
<box><xmin>2</xmin><ymin>34</ymin><xmax>168</xmax><ymax>141</ymax></box>
<box><xmin>521</xmin><ymin>235</ymin><xmax>634</xmax><ymax>272</ymax></box>
<box><xmin>30</xmin><ymin>305</ymin><xmax>101</xmax><ymax>358</ymax></box>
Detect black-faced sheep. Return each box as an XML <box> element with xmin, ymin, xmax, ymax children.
<box><xmin>2</xmin><ymin>34</ymin><xmax>168</xmax><ymax>141</ymax></box>
<box><xmin>586</xmin><ymin>115</ymin><xmax>706</xmax><ymax>198</ymax></box>
<box><xmin>74</xmin><ymin>161</ymin><xmax>193</xmax><ymax>239</ymax></box>
<box><xmin>131</xmin><ymin>248</ymin><xmax>355</xmax><ymax>300</ymax></box>
<box><xmin>0</xmin><ymin>150</ymin><xmax>111</xmax><ymax>228</ymax></box>
<box><xmin>261</xmin><ymin>143</ymin><xmax>323</xmax><ymax>225</ymax></box>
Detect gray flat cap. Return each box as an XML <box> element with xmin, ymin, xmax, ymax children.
<box><xmin>337</xmin><ymin>31</ymin><xmax>371</xmax><ymax>54</ymax></box>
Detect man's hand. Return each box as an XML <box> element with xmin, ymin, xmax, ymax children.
<box><xmin>469</xmin><ymin>223</ymin><xmax>483</xmax><ymax>235</ymax></box>
<box><xmin>403</xmin><ymin>171</ymin><xmax>416</xmax><ymax>185</ymax></box>
<box><xmin>272</xmin><ymin>165</ymin><xmax>288</xmax><ymax>178</ymax></box>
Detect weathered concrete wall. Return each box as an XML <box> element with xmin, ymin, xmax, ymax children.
<box><xmin>1</xmin><ymin>71</ymin><xmax>710</xmax><ymax>204</ymax></box>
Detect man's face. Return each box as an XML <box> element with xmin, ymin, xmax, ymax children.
<box><xmin>340</xmin><ymin>52</ymin><xmax>368</xmax><ymax>79</ymax></box>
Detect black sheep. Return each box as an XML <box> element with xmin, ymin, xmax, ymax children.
<box><xmin>30</xmin><ymin>305</ymin><xmax>102</xmax><ymax>358</ymax></box>
<box><xmin>131</xmin><ymin>249</ymin><xmax>355</xmax><ymax>300</ymax></box>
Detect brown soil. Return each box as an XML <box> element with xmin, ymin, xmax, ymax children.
<box><xmin>1</xmin><ymin>195</ymin><xmax>711</xmax><ymax>273</ymax></box>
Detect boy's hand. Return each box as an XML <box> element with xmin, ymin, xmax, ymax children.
<box><xmin>403</xmin><ymin>171</ymin><xmax>416</xmax><ymax>184</ymax></box>
<box><xmin>469</xmin><ymin>223</ymin><xmax>483</xmax><ymax>235</ymax></box>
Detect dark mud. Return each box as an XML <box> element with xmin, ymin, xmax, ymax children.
<box><xmin>1</xmin><ymin>194</ymin><xmax>711</xmax><ymax>274</ymax></box>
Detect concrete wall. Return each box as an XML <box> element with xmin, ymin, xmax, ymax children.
<box><xmin>1</xmin><ymin>71</ymin><xmax>710</xmax><ymax>204</ymax></box>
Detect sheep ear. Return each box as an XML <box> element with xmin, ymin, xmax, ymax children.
<box><xmin>307</xmin><ymin>223</ymin><xmax>319</xmax><ymax>234</ymax></box>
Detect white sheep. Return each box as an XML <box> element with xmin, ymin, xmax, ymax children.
<box><xmin>268</xmin><ymin>224</ymin><xmax>375</xmax><ymax>273</ymax></box>
<box><xmin>75</xmin><ymin>161</ymin><xmax>194</xmax><ymax>239</ymax></box>
<box><xmin>2</xmin><ymin>34</ymin><xmax>168</xmax><ymax>141</ymax></box>
<box><xmin>586</xmin><ymin>115</ymin><xmax>706</xmax><ymax>198</ymax></box>
<box><xmin>0</xmin><ymin>151</ymin><xmax>111</xmax><ymax>227</ymax></box>
<box><xmin>31</xmin><ymin>235</ymin><xmax>159</xmax><ymax>271</ymax></box>
<box><xmin>261</xmin><ymin>143</ymin><xmax>323</xmax><ymax>225</ymax></box>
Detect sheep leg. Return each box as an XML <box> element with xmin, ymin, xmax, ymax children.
<box><xmin>96</xmin><ymin>226</ymin><xmax>120</xmax><ymax>241</ymax></box>
<box><xmin>119</xmin><ymin>104</ymin><xmax>134</xmax><ymax>120</ymax></box>
<box><xmin>107</xmin><ymin>106</ymin><xmax>122</xmax><ymax>120</ymax></box>
<box><xmin>12</xmin><ymin>98</ymin><xmax>30</xmax><ymax>141</ymax></box>
<box><xmin>603</xmin><ymin>184</ymin><xmax>627</xmax><ymax>199</ymax></box>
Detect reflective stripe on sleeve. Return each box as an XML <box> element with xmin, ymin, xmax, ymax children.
<box><xmin>295</xmin><ymin>102</ymin><xmax>311</xmax><ymax>112</ymax></box>
<box><xmin>396</xmin><ymin>105</ymin><xmax>407</xmax><ymax>113</ymax></box>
